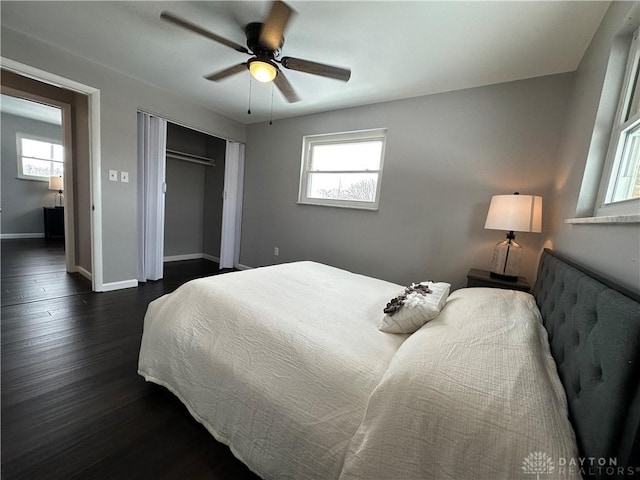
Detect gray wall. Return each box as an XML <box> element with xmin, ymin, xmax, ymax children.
<box><xmin>2</xmin><ymin>27</ymin><xmax>245</xmax><ymax>286</ymax></box>
<box><xmin>164</xmin><ymin>123</ymin><xmax>226</xmax><ymax>259</ymax></box>
<box><xmin>546</xmin><ymin>2</ymin><xmax>640</xmax><ymax>294</ymax></box>
<box><xmin>7</xmin><ymin>7</ymin><xmax>636</xmax><ymax>293</ymax></box>
<box><xmin>1</xmin><ymin>112</ymin><xmax>63</xmax><ymax>235</ymax></box>
<box><xmin>164</xmin><ymin>158</ymin><xmax>206</xmax><ymax>256</ymax></box>
<box><xmin>241</xmin><ymin>73</ymin><xmax>574</xmax><ymax>289</ymax></box>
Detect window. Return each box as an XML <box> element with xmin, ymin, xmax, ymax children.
<box><xmin>596</xmin><ymin>27</ymin><xmax>640</xmax><ymax>216</ymax></box>
<box><xmin>17</xmin><ymin>133</ymin><xmax>64</xmax><ymax>181</ymax></box>
<box><xmin>298</xmin><ymin>129</ymin><xmax>387</xmax><ymax>210</ymax></box>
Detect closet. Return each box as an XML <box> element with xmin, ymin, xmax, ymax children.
<box><xmin>164</xmin><ymin>122</ymin><xmax>226</xmax><ymax>263</ymax></box>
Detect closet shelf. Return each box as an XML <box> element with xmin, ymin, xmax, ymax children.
<box><xmin>166</xmin><ymin>149</ymin><xmax>216</xmax><ymax>167</ymax></box>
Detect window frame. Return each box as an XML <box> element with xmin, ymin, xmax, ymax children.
<box><xmin>297</xmin><ymin>128</ymin><xmax>387</xmax><ymax>210</ymax></box>
<box><xmin>16</xmin><ymin>132</ymin><xmax>64</xmax><ymax>182</ymax></box>
<box><xmin>595</xmin><ymin>27</ymin><xmax>640</xmax><ymax>217</ymax></box>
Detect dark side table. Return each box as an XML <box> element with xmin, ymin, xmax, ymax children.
<box><xmin>43</xmin><ymin>206</ymin><xmax>64</xmax><ymax>239</ymax></box>
<box><xmin>466</xmin><ymin>268</ymin><xmax>531</xmax><ymax>293</ymax></box>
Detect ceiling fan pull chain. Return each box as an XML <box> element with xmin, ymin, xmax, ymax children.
<box><xmin>269</xmin><ymin>83</ymin><xmax>275</xmax><ymax>125</ymax></box>
<box><xmin>247</xmin><ymin>76</ymin><xmax>253</xmax><ymax>115</ymax></box>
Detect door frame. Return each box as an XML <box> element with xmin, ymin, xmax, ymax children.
<box><xmin>2</xmin><ymin>57</ymin><xmax>104</xmax><ymax>291</ymax></box>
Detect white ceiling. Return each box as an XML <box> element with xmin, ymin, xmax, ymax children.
<box><xmin>0</xmin><ymin>94</ymin><xmax>62</xmax><ymax>125</ymax></box>
<box><xmin>1</xmin><ymin>1</ymin><xmax>609</xmax><ymax>124</ymax></box>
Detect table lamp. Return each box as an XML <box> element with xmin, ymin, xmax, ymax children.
<box><xmin>49</xmin><ymin>175</ymin><xmax>63</xmax><ymax>207</ymax></box>
<box><xmin>484</xmin><ymin>192</ymin><xmax>542</xmax><ymax>280</ymax></box>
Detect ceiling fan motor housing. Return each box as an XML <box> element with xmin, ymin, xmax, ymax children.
<box><xmin>245</xmin><ymin>22</ymin><xmax>283</xmax><ymax>56</ymax></box>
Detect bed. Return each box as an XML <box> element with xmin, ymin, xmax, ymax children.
<box><xmin>138</xmin><ymin>249</ymin><xmax>640</xmax><ymax>479</ymax></box>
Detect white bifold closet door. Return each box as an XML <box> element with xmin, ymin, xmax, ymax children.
<box><xmin>137</xmin><ymin>112</ymin><xmax>167</xmax><ymax>282</ymax></box>
<box><xmin>219</xmin><ymin>142</ymin><xmax>245</xmax><ymax>269</ymax></box>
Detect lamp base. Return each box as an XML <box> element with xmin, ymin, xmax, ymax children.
<box><xmin>489</xmin><ymin>237</ymin><xmax>523</xmax><ymax>279</ymax></box>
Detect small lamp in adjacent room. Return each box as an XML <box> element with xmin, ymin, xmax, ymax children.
<box><xmin>484</xmin><ymin>192</ymin><xmax>542</xmax><ymax>280</ymax></box>
<box><xmin>49</xmin><ymin>175</ymin><xmax>63</xmax><ymax>207</ymax></box>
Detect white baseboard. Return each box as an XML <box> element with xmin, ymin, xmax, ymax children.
<box><xmin>76</xmin><ymin>265</ymin><xmax>92</xmax><ymax>281</ymax></box>
<box><xmin>236</xmin><ymin>263</ymin><xmax>252</xmax><ymax>270</ymax></box>
<box><xmin>203</xmin><ymin>253</ymin><xmax>220</xmax><ymax>263</ymax></box>
<box><xmin>164</xmin><ymin>253</ymin><xmax>220</xmax><ymax>263</ymax></box>
<box><xmin>1</xmin><ymin>233</ymin><xmax>45</xmax><ymax>239</ymax></box>
<box><xmin>99</xmin><ymin>279</ymin><xmax>138</xmax><ymax>292</ymax></box>
<box><xmin>164</xmin><ymin>253</ymin><xmax>203</xmax><ymax>262</ymax></box>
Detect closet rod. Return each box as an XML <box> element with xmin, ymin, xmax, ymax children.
<box><xmin>166</xmin><ymin>149</ymin><xmax>216</xmax><ymax>167</ymax></box>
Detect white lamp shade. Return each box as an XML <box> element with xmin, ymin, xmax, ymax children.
<box><xmin>49</xmin><ymin>176</ymin><xmax>63</xmax><ymax>191</ymax></box>
<box><xmin>484</xmin><ymin>194</ymin><xmax>542</xmax><ymax>233</ymax></box>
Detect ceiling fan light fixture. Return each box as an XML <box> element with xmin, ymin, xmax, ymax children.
<box><xmin>163</xmin><ymin>1</ymin><xmax>351</xmax><ymax>104</ymax></box>
<box><xmin>249</xmin><ymin>59</ymin><xmax>278</xmax><ymax>82</ymax></box>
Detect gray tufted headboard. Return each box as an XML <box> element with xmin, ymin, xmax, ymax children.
<box><xmin>533</xmin><ymin>249</ymin><xmax>640</xmax><ymax>479</ymax></box>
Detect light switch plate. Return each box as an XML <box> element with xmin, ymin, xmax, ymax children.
<box><xmin>120</xmin><ymin>171</ymin><xmax>129</xmax><ymax>183</ymax></box>
<box><xmin>109</xmin><ymin>170</ymin><xmax>118</xmax><ymax>182</ymax></box>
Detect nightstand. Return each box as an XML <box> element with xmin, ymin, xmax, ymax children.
<box><xmin>43</xmin><ymin>206</ymin><xmax>64</xmax><ymax>239</ymax></box>
<box><xmin>466</xmin><ymin>268</ymin><xmax>531</xmax><ymax>293</ymax></box>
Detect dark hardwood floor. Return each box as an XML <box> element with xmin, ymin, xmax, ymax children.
<box><xmin>1</xmin><ymin>239</ymin><xmax>260</xmax><ymax>479</ymax></box>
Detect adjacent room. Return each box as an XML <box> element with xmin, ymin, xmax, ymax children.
<box><xmin>1</xmin><ymin>1</ymin><xmax>639</xmax><ymax>479</ymax></box>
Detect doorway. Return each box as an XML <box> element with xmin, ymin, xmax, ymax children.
<box><xmin>1</xmin><ymin>68</ymin><xmax>94</xmax><ymax>286</ymax></box>
<box><xmin>0</xmin><ymin>57</ymin><xmax>104</xmax><ymax>291</ymax></box>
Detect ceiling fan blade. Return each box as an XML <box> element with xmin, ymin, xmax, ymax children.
<box><xmin>259</xmin><ymin>1</ymin><xmax>295</xmax><ymax>51</ymax></box>
<box><xmin>205</xmin><ymin>63</ymin><xmax>248</xmax><ymax>81</ymax></box>
<box><xmin>161</xmin><ymin>11</ymin><xmax>249</xmax><ymax>54</ymax></box>
<box><xmin>273</xmin><ymin>71</ymin><xmax>300</xmax><ymax>103</ymax></box>
<box><xmin>280</xmin><ymin>57</ymin><xmax>351</xmax><ymax>82</ymax></box>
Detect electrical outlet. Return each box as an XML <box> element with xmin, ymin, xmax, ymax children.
<box><xmin>109</xmin><ymin>170</ymin><xmax>118</xmax><ymax>182</ymax></box>
<box><xmin>274</xmin><ymin>247</ymin><xmax>279</xmax><ymax>257</ymax></box>
<box><xmin>120</xmin><ymin>171</ymin><xmax>129</xmax><ymax>183</ymax></box>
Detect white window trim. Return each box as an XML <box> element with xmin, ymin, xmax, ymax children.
<box><xmin>594</xmin><ymin>27</ymin><xmax>640</xmax><ymax>218</ymax></box>
<box><xmin>298</xmin><ymin>128</ymin><xmax>387</xmax><ymax>211</ymax></box>
<box><xmin>16</xmin><ymin>132</ymin><xmax>63</xmax><ymax>182</ymax></box>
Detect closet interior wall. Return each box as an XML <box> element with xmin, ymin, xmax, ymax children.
<box><xmin>164</xmin><ymin>122</ymin><xmax>226</xmax><ymax>262</ymax></box>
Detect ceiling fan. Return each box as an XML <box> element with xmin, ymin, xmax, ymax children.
<box><xmin>160</xmin><ymin>1</ymin><xmax>352</xmax><ymax>103</ymax></box>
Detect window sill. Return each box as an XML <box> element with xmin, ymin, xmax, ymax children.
<box><xmin>297</xmin><ymin>200</ymin><xmax>379</xmax><ymax>211</ymax></box>
<box><xmin>564</xmin><ymin>214</ymin><xmax>640</xmax><ymax>224</ymax></box>
<box><xmin>17</xmin><ymin>175</ymin><xmax>48</xmax><ymax>182</ymax></box>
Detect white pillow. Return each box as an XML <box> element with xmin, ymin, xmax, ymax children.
<box><xmin>379</xmin><ymin>281</ymin><xmax>451</xmax><ymax>334</ymax></box>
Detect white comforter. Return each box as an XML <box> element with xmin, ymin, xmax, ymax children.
<box><xmin>138</xmin><ymin>262</ymin><xmax>580</xmax><ymax>480</ymax></box>
<box><xmin>138</xmin><ymin>261</ymin><xmax>409</xmax><ymax>479</ymax></box>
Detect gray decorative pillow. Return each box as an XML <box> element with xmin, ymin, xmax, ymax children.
<box><xmin>379</xmin><ymin>281</ymin><xmax>451</xmax><ymax>333</ymax></box>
